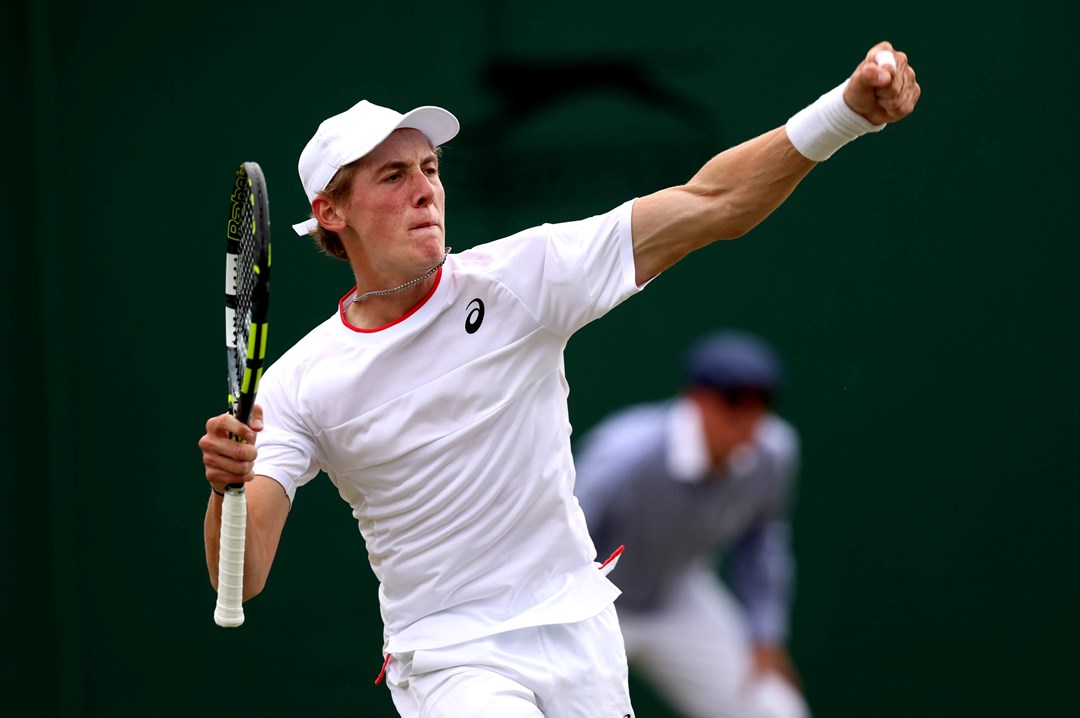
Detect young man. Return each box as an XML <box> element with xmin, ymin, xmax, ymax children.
<box><xmin>574</xmin><ymin>330</ymin><xmax>807</xmax><ymax>718</ymax></box>
<box><xmin>199</xmin><ymin>42</ymin><xmax>919</xmax><ymax>717</ymax></box>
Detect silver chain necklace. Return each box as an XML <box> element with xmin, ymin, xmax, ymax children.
<box><xmin>352</xmin><ymin>247</ymin><xmax>451</xmax><ymax>303</ymax></box>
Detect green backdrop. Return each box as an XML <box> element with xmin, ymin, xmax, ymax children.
<box><xmin>5</xmin><ymin>1</ymin><xmax>1077</xmax><ymax>716</ymax></box>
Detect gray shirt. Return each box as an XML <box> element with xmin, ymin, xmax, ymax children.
<box><xmin>573</xmin><ymin>398</ymin><xmax>800</xmax><ymax>642</ymax></box>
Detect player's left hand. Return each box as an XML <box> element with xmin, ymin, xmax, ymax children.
<box><xmin>844</xmin><ymin>41</ymin><xmax>921</xmax><ymax>125</ymax></box>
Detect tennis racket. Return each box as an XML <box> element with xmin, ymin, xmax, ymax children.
<box><xmin>215</xmin><ymin>161</ymin><xmax>271</xmax><ymax>628</ymax></box>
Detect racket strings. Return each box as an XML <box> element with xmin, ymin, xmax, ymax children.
<box><xmin>228</xmin><ymin>190</ymin><xmax>259</xmax><ymax>395</ymax></box>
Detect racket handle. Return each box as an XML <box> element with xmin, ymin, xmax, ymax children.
<box><xmin>214</xmin><ymin>485</ymin><xmax>247</xmax><ymax>627</ymax></box>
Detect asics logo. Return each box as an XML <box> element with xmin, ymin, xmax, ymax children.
<box><xmin>465</xmin><ymin>298</ymin><xmax>485</xmax><ymax>334</ymax></box>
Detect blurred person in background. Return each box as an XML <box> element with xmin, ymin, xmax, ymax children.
<box><xmin>574</xmin><ymin>330</ymin><xmax>808</xmax><ymax>718</ymax></box>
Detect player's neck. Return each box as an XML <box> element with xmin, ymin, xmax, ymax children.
<box><xmin>344</xmin><ymin>275</ymin><xmax>437</xmax><ymax>330</ymax></box>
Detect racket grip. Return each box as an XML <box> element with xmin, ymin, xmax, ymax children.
<box><xmin>214</xmin><ymin>486</ymin><xmax>247</xmax><ymax>627</ymax></box>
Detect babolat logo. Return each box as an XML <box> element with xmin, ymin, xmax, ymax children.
<box><xmin>465</xmin><ymin>298</ymin><xmax>485</xmax><ymax>334</ymax></box>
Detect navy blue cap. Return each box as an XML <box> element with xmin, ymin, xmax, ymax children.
<box><xmin>682</xmin><ymin>330</ymin><xmax>782</xmax><ymax>395</ymax></box>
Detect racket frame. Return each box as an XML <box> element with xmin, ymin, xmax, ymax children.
<box><xmin>215</xmin><ymin>161</ymin><xmax>271</xmax><ymax>628</ymax></box>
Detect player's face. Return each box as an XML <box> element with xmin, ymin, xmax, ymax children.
<box><xmin>338</xmin><ymin>129</ymin><xmax>446</xmax><ymax>284</ymax></box>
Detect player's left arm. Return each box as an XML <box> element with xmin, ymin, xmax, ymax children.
<box><xmin>630</xmin><ymin>41</ymin><xmax>920</xmax><ymax>285</ymax></box>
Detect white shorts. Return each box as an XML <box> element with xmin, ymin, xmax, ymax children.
<box><xmin>384</xmin><ymin>605</ymin><xmax>634</xmax><ymax>718</ymax></box>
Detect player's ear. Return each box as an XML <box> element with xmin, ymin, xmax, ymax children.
<box><xmin>312</xmin><ymin>196</ymin><xmax>346</xmax><ymax>231</ymax></box>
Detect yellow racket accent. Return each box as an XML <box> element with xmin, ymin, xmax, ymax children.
<box><xmin>246</xmin><ymin>322</ymin><xmax>259</xmax><ymax>359</ymax></box>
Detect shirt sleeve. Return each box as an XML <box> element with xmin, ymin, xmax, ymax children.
<box><xmin>725</xmin><ymin>418</ymin><xmax>801</xmax><ymax>643</ymax></box>
<box><xmin>546</xmin><ymin>198</ymin><xmax>641</xmax><ymax>333</ymax></box>
<box><xmin>251</xmin><ymin>361</ymin><xmax>321</xmax><ymax>503</ymax></box>
<box><xmin>725</xmin><ymin>519</ymin><xmax>794</xmax><ymax>643</ymax></box>
<box><xmin>466</xmin><ymin>199</ymin><xmax>642</xmax><ymax>338</ymax></box>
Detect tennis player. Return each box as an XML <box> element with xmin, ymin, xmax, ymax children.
<box><xmin>199</xmin><ymin>42</ymin><xmax>919</xmax><ymax>717</ymax></box>
<box><xmin>574</xmin><ymin>330</ymin><xmax>807</xmax><ymax>718</ymax></box>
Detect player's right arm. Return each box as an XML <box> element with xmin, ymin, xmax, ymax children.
<box><xmin>199</xmin><ymin>404</ymin><xmax>290</xmax><ymax>601</ymax></box>
<box><xmin>630</xmin><ymin>41</ymin><xmax>920</xmax><ymax>285</ymax></box>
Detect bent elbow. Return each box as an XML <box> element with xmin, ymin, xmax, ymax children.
<box><xmin>726</xmin><ymin>222</ymin><xmax>756</xmax><ymax>240</ymax></box>
<box><xmin>714</xmin><ymin>224</ymin><xmax>752</xmax><ymax>241</ymax></box>
<box><xmin>694</xmin><ymin>197</ymin><xmax>763</xmax><ymax>242</ymax></box>
<box><xmin>705</xmin><ymin>219</ymin><xmax>755</xmax><ymax>243</ymax></box>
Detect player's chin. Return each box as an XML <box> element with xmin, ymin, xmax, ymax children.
<box><xmin>409</xmin><ymin>227</ymin><xmax>446</xmax><ymax>258</ymax></box>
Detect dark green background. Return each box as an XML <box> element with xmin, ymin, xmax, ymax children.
<box><xmin>5</xmin><ymin>1</ymin><xmax>1076</xmax><ymax>715</ymax></box>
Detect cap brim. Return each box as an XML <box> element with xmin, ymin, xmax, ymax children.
<box><xmin>397</xmin><ymin>106</ymin><xmax>460</xmax><ymax>148</ymax></box>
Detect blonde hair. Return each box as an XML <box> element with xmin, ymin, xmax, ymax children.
<box><xmin>305</xmin><ymin>160</ymin><xmax>362</xmax><ymax>262</ymax></box>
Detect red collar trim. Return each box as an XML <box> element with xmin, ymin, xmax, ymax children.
<box><xmin>338</xmin><ymin>268</ymin><xmax>443</xmax><ymax>333</ymax></box>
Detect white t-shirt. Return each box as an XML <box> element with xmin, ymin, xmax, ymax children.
<box><xmin>254</xmin><ymin>200</ymin><xmax>641</xmax><ymax>653</ymax></box>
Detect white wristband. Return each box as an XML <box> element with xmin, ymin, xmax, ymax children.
<box><xmin>785</xmin><ymin>80</ymin><xmax>886</xmax><ymax>162</ymax></box>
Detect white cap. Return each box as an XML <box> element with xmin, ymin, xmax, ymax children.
<box><xmin>292</xmin><ymin>100</ymin><xmax>460</xmax><ymax>235</ymax></box>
